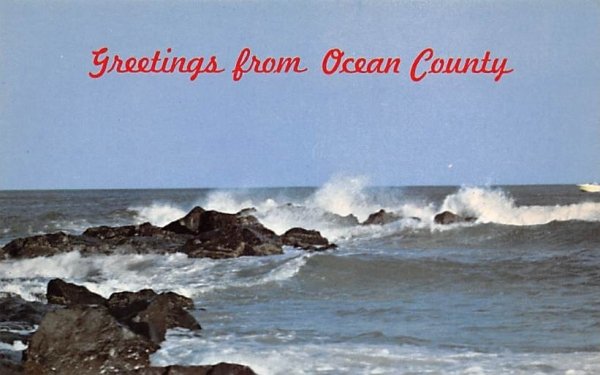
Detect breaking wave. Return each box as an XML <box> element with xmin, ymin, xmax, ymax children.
<box><xmin>125</xmin><ymin>178</ymin><xmax>600</xmax><ymax>244</ymax></box>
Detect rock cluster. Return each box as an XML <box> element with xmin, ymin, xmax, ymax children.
<box><xmin>0</xmin><ymin>280</ymin><xmax>256</xmax><ymax>375</ymax></box>
<box><xmin>1</xmin><ymin>207</ymin><xmax>336</xmax><ymax>260</ymax></box>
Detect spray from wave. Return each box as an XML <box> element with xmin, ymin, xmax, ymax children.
<box><xmin>125</xmin><ymin>177</ymin><xmax>600</xmax><ymax>244</ymax></box>
<box><xmin>441</xmin><ymin>186</ymin><xmax>600</xmax><ymax>226</ymax></box>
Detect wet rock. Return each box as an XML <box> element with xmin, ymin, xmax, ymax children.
<box><xmin>0</xmin><ymin>232</ymin><xmax>91</xmax><ymax>259</ymax></box>
<box><xmin>0</xmin><ymin>294</ymin><xmax>55</xmax><ymax>326</ymax></box>
<box><xmin>1</xmin><ymin>207</ymin><xmax>285</xmax><ymax>260</ymax></box>
<box><xmin>0</xmin><ymin>223</ymin><xmax>187</xmax><ymax>260</ymax></box>
<box><xmin>106</xmin><ymin>289</ymin><xmax>160</xmax><ymax>322</ymax></box>
<box><xmin>163</xmin><ymin>207</ymin><xmax>207</xmax><ymax>234</ymax></box>
<box><xmin>24</xmin><ymin>306</ymin><xmax>159</xmax><ymax>375</ymax></box>
<box><xmin>107</xmin><ymin>289</ymin><xmax>199</xmax><ymax>344</ymax></box>
<box><xmin>136</xmin><ymin>363</ymin><xmax>257</xmax><ymax>375</ymax></box>
<box><xmin>47</xmin><ymin>278</ymin><xmax>107</xmax><ymax>306</ymax></box>
<box><xmin>281</xmin><ymin>228</ymin><xmax>336</xmax><ymax>251</ymax></box>
<box><xmin>133</xmin><ymin>293</ymin><xmax>201</xmax><ymax>344</ymax></box>
<box><xmin>182</xmin><ymin>227</ymin><xmax>282</xmax><ymax>259</ymax></box>
<box><xmin>168</xmin><ymin>209</ymin><xmax>283</xmax><ymax>259</ymax></box>
<box><xmin>362</xmin><ymin>209</ymin><xmax>400</xmax><ymax>226</ymax></box>
<box><xmin>433</xmin><ymin>211</ymin><xmax>477</xmax><ymax>225</ymax></box>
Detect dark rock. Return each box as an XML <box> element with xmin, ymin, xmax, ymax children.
<box><xmin>47</xmin><ymin>278</ymin><xmax>107</xmax><ymax>306</ymax></box>
<box><xmin>361</xmin><ymin>209</ymin><xmax>400</xmax><ymax>226</ymax></box>
<box><xmin>24</xmin><ymin>306</ymin><xmax>159</xmax><ymax>375</ymax></box>
<box><xmin>107</xmin><ymin>289</ymin><xmax>199</xmax><ymax>344</ymax></box>
<box><xmin>133</xmin><ymin>293</ymin><xmax>201</xmax><ymax>344</ymax></box>
<box><xmin>0</xmin><ymin>223</ymin><xmax>189</xmax><ymax>260</ymax></box>
<box><xmin>163</xmin><ymin>207</ymin><xmax>207</xmax><ymax>234</ymax></box>
<box><xmin>182</xmin><ymin>227</ymin><xmax>282</xmax><ymax>259</ymax></box>
<box><xmin>107</xmin><ymin>289</ymin><xmax>159</xmax><ymax>322</ymax></box>
<box><xmin>169</xmin><ymin>209</ymin><xmax>283</xmax><ymax>259</ymax></box>
<box><xmin>1</xmin><ymin>207</ymin><xmax>284</xmax><ymax>260</ymax></box>
<box><xmin>0</xmin><ymin>294</ymin><xmax>55</xmax><ymax>326</ymax></box>
<box><xmin>82</xmin><ymin>223</ymin><xmax>189</xmax><ymax>254</ymax></box>
<box><xmin>0</xmin><ymin>232</ymin><xmax>90</xmax><ymax>259</ymax></box>
<box><xmin>281</xmin><ymin>228</ymin><xmax>336</xmax><ymax>251</ymax></box>
<box><xmin>136</xmin><ymin>363</ymin><xmax>257</xmax><ymax>375</ymax></box>
<box><xmin>433</xmin><ymin>211</ymin><xmax>477</xmax><ymax>225</ymax></box>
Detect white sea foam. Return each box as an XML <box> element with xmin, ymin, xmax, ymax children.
<box><xmin>0</xmin><ymin>249</ymin><xmax>310</xmax><ymax>302</ymax></box>
<box><xmin>441</xmin><ymin>186</ymin><xmax>600</xmax><ymax>226</ymax></box>
<box><xmin>125</xmin><ymin>178</ymin><xmax>600</xmax><ymax>245</ymax></box>
<box><xmin>151</xmin><ymin>330</ymin><xmax>600</xmax><ymax>375</ymax></box>
<box><xmin>0</xmin><ymin>340</ymin><xmax>28</xmax><ymax>352</ymax></box>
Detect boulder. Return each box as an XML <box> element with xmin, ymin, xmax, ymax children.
<box><xmin>433</xmin><ymin>211</ymin><xmax>477</xmax><ymax>225</ymax></box>
<box><xmin>281</xmin><ymin>228</ymin><xmax>336</xmax><ymax>251</ymax></box>
<box><xmin>47</xmin><ymin>278</ymin><xmax>107</xmax><ymax>306</ymax></box>
<box><xmin>133</xmin><ymin>293</ymin><xmax>201</xmax><ymax>344</ymax></box>
<box><xmin>107</xmin><ymin>289</ymin><xmax>199</xmax><ymax>344</ymax></box>
<box><xmin>169</xmin><ymin>209</ymin><xmax>284</xmax><ymax>259</ymax></box>
<box><xmin>24</xmin><ymin>306</ymin><xmax>159</xmax><ymax>375</ymax></box>
<box><xmin>136</xmin><ymin>363</ymin><xmax>257</xmax><ymax>375</ymax></box>
<box><xmin>361</xmin><ymin>209</ymin><xmax>400</xmax><ymax>226</ymax></box>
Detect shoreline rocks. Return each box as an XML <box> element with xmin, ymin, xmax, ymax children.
<box><xmin>1</xmin><ymin>206</ymin><xmax>337</xmax><ymax>260</ymax></box>
<box><xmin>1</xmin><ymin>280</ymin><xmax>256</xmax><ymax>375</ymax></box>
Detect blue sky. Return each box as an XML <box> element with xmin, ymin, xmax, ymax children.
<box><xmin>1</xmin><ymin>1</ymin><xmax>599</xmax><ymax>189</ymax></box>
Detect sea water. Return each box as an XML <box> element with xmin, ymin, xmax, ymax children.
<box><xmin>1</xmin><ymin>178</ymin><xmax>599</xmax><ymax>374</ymax></box>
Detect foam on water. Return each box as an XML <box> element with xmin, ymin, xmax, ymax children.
<box><xmin>0</xmin><ymin>249</ymin><xmax>311</xmax><ymax>302</ymax></box>
<box><xmin>123</xmin><ymin>179</ymin><xmax>600</xmax><ymax>245</ymax></box>
<box><xmin>442</xmin><ymin>186</ymin><xmax>600</xmax><ymax>226</ymax></box>
<box><xmin>151</xmin><ymin>329</ymin><xmax>600</xmax><ymax>375</ymax></box>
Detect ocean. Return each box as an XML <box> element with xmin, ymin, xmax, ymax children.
<box><xmin>1</xmin><ymin>178</ymin><xmax>600</xmax><ymax>374</ymax></box>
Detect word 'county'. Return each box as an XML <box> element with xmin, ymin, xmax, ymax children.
<box><xmin>410</xmin><ymin>48</ymin><xmax>514</xmax><ymax>82</ymax></box>
<box><xmin>88</xmin><ymin>47</ymin><xmax>224</xmax><ymax>80</ymax></box>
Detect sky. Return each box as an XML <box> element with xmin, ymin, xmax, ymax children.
<box><xmin>1</xmin><ymin>0</ymin><xmax>599</xmax><ymax>189</ymax></box>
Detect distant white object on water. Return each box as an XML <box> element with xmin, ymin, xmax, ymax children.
<box><xmin>577</xmin><ymin>183</ymin><xmax>600</xmax><ymax>193</ymax></box>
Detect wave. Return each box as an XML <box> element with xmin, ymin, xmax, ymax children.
<box><xmin>151</xmin><ymin>330</ymin><xmax>600</xmax><ymax>375</ymax></box>
<box><xmin>441</xmin><ymin>186</ymin><xmax>600</xmax><ymax>226</ymax></box>
<box><xmin>125</xmin><ymin>178</ymin><xmax>600</xmax><ymax>245</ymax></box>
<box><xmin>0</xmin><ymin>249</ymin><xmax>311</xmax><ymax>302</ymax></box>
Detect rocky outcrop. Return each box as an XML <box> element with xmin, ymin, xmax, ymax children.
<box><xmin>2</xmin><ymin>280</ymin><xmax>255</xmax><ymax>375</ymax></box>
<box><xmin>136</xmin><ymin>363</ymin><xmax>257</xmax><ymax>375</ymax></box>
<box><xmin>47</xmin><ymin>278</ymin><xmax>106</xmax><ymax>306</ymax></box>
<box><xmin>107</xmin><ymin>290</ymin><xmax>200</xmax><ymax>344</ymax></box>
<box><xmin>43</xmin><ymin>279</ymin><xmax>201</xmax><ymax>344</ymax></box>
<box><xmin>24</xmin><ymin>305</ymin><xmax>159</xmax><ymax>375</ymax></box>
<box><xmin>0</xmin><ymin>223</ymin><xmax>188</xmax><ymax>260</ymax></box>
<box><xmin>1</xmin><ymin>206</ymin><xmax>336</xmax><ymax>260</ymax></box>
<box><xmin>281</xmin><ymin>228</ymin><xmax>336</xmax><ymax>251</ymax></box>
<box><xmin>433</xmin><ymin>211</ymin><xmax>477</xmax><ymax>225</ymax></box>
<box><xmin>361</xmin><ymin>209</ymin><xmax>400</xmax><ymax>226</ymax></box>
